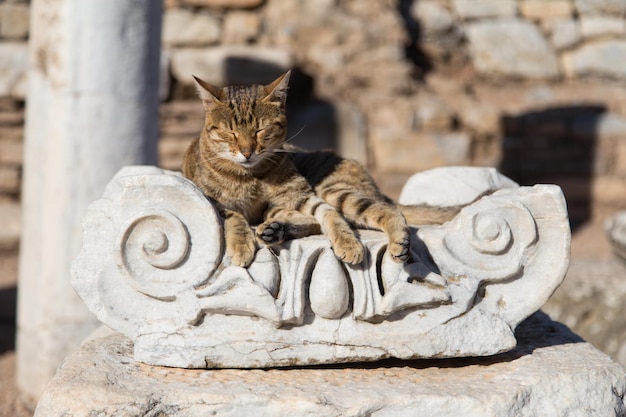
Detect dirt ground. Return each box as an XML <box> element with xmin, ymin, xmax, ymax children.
<box><xmin>0</xmin><ymin>219</ymin><xmax>617</xmax><ymax>417</ymax></box>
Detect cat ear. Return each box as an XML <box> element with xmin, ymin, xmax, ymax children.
<box><xmin>193</xmin><ymin>75</ymin><xmax>222</xmax><ymax>109</ymax></box>
<box><xmin>262</xmin><ymin>70</ymin><xmax>291</xmax><ymax>106</ymax></box>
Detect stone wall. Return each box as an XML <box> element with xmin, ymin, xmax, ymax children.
<box><xmin>159</xmin><ymin>0</ymin><xmax>626</xmax><ymax>227</ymax></box>
<box><xmin>2</xmin><ymin>0</ymin><xmax>626</xmax><ymax>235</ymax></box>
<box><xmin>0</xmin><ymin>0</ymin><xmax>28</xmax><ymax>254</ymax></box>
<box><xmin>0</xmin><ymin>0</ymin><xmax>27</xmax><ymax>199</ymax></box>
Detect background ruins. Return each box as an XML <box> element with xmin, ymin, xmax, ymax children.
<box><xmin>1</xmin><ymin>0</ymin><xmax>626</xmax><ymax>413</ymax></box>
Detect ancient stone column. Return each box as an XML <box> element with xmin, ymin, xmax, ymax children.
<box><xmin>17</xmin><ymin>0</ymin><xmax>162</xmax><ymax>398</ymax></box>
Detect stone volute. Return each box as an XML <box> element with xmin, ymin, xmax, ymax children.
<box><xmin>71</xmin><ymin>165</ymin><xmax>571</xmax><ymax>369</ymax></box>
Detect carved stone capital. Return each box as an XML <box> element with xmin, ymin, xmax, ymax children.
<box><xmin>72</xmin><ymin>166</ymin><xmax>570</xmax><ymax>368</ymax></box>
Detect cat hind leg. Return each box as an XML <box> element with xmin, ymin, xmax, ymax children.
<box><xmin>263</xmin><ymin>198</ymin><xmax>364</xmax><ymax>265</ymax></box>
<box><xmin>339</xmin><ymin>199</ymin><xmax>412</xmax><ymax>263</ymax></box>
<box><xmin>297</xmin><ymin>197</ymin><xmax>364</xmax><ymax>264</ymax></box>
<box><xmin>316</xmin><ymin>207</ymin><xmax>364</xmax><ymax>264</ymax></box>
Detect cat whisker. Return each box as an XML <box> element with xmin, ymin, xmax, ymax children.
<box><xmin>281</xmin><ymin>125</ymin><xmax>307</xmax><ymax>146</ymax></box>
<box><xmin>257</xmin><ymin>151</ymin><xmax>284</xmax><ymax>167</ymax></box>
<box><xmin>186</xmin><ymin>153</ymin><xmax>233</xmax><ymax>171</ymax></box>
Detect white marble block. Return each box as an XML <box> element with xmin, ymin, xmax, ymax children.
<box><xmin>71</xmin><ymin>166</ymin><xmax>571</xmax><ymax>368</ymax></box>
<box><xmin>33</xmin><ymin>313</ymin><xmax>626</xmax><ymax>417</ymax></box>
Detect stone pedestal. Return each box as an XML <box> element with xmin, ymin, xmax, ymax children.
<box><xmin>33</xmin><ymin>312</ymin><xmax>626</xmax><ymax>417</ymax></box>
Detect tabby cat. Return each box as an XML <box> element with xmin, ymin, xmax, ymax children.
<box><xmin>182</xmin><ymin>71</ymin><xmax>459</xmax><ymax>267</ymax></box>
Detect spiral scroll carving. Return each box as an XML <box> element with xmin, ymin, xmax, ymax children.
<box><xmin>470</xmin><ymin>213</ymin><xmax>513</xmax><ymax>255</ymax></box>
<box><xmin>116</xmin><ymin>210</ymin><xmax>193</xmax><ymax>298</ymax></box>
<box><xmin>441</xmin><ymin>201</ymin><xmax>537</xmax><ymax>280</ymax></box>
<box><xmin>119</xmin><ymin>210</ymin><xmax>190</xmax><ymax>269</ymax></box>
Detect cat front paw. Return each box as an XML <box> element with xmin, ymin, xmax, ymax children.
<box><xmin>332</xmin><ymin>233</ymin><xmax>364</xmax><ymax>265</ymax></box>
<box><xmin>227</xmin><ymin>232</ymin><xmax>257</xmax><ymax>267</ymax></box>
<box><xmin>389</xmin><ymin>234</ymin><xmax>411</xmax><ymax>263</ymax></box>
<box><xmin>256</xmin><ymin>221</ymin><xmax>286</xmax><ymax>245</ymax></box>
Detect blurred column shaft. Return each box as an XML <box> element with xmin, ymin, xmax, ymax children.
<box><xmin>17</xmin><ymin>0</ymin><xmax>162</xmax><ymax>398</ymax></box>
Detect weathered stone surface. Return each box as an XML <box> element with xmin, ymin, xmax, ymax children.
<box><xmin>370</xmin><ymin>132</ymin><xmax>463</xmax><ymax>172</ymax></box>
<box><xmin>452</xmin><ymin>0</ymin><xmax>517</xmax><ymax>20</ymax></box>
<box><xmin>170</xmin><ymin>45</ymin><xmax>293</xmax><ymax>86</ymax></box>
<box><xmin>520</xmin><ymin>0</ymin><xmax>574</xmax><ymax>19</ymax></box>
<box><xmin>182</xmin><ymin>0</ymin><xmax>264</xmax><ymax>8</ymax></box>
<box><xmin>606</xmin><ymin>211</ymin><xmax>626</xmax><ymax>262</ymax></box>
<box><xmin>592</xmin><ymin>176</ymin><xmax>626</xmax><ymax>208</ymax></box>
<box><xmin>543</xmin><ymin>256</ymin><xmax>626</xmax><ymax>367</ymax></box>
<box><xmin>549</xmin><ymin>18</ymin><xmax>582</xmax><ymax>50</ymax></box>
<box><xmin>414</xmin><ymin>94</ymin><xmax>454</xmax><ymax>131</ymax></box>
<box><xmin>0</xmin><ymin>166</ymin><xmax>19</xmax><ymax>195</ymax></box>
<box><xmin>465</xmin><ymin>19</ymin><xmax>560</xmax><ymax>79</ymax></box>
<box><xmin>335</xmin><ymin>102</ymin><xmax>368</xmax><ymax>165</ymax></box>
<box><xmin>162</xmin><ymin>8</ymin><xmax>221</xmax><ymax>47</ymax></box>
<box><xmin>0</xmin><ymin>42</ymin><xmax>27</xmax><ymax>99</ymax></box>
<box><xmin>580</xmin><ymin>16</ymin><xmax>626</xmax><ymax>38</ymax></box>
<box><xmin>411</xmin><ymin>1</ymin><xmax>454</xmax><ymax>34</ymax></box>
<box><xmin>222</xmin><ymin>10</ymin><xmax>261</xmax><ymax>44</ymax></box>
<box><xmin>368</xmin><ymin>96</ymin><xmax>470</xmax><ymax>171</ymax></box>
<box><xmin>0</xmin><ymin>137</ymin><xmax>22</xmax><ymax>166</ymax></box>
<box><xmin>431</xmin><ymin>132</ymin><xmax>472</xmax><ymax>164</ymax></box>
<box><xmin>575</xmin><ymin>0</ymin><xmax>626</xmax><ymax>15</ymax></box>
<box><xmin>616</xmin><ymin>142</ymin><xmax>626</xmax><ymax>176</ymax></box>
<box><xmin>456</xmin><ymin>99</ymin><xmax>501</xmax><ymax>135</ymax></box>
<box><xmin>0</xmin><ymin>201</ymin><xmax>20</xmax><ymax>251</ymax></box>
<box><xmin>0</xmin><ymin>3</ymin><xmax>30</xmax><ymax>39</ymax></box>
<box><xmin>71</xmin><ymin>166</ymin><xmax>570</xmax><ymax>369</ymax></box>
<box><xmin>399</xmin><ymin>166</ymin><xmax>518</xmax><ymax>207</ymax></box>
<box><xmin>33</xmin><ymin>313</ymin><xmax>626</xmax><ymax>417</ymax></box>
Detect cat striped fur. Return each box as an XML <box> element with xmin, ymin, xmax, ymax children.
<box><xmin>182</xmin><ymin>71</ymin><xmax>460</xmax><ymax>267</ymax></box>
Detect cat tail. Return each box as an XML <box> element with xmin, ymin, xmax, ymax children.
<box><xmin>399</xmin><ymin>189</ymin><xmax>495</xmax><ymax>226</ymax></box>
<box><xmin>398</xmin><ymin>204</ymin><xmax>462</xmax><ymax>226</ymax></box>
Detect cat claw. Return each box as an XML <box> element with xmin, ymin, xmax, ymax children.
<box><xmin>334</xmin><ymin>241</ymin><xmax>365</xmax><ymax>265</ymax></box>
<box><xmin>390</xmin><ymin>236</ymin><xmax>411</xmax><ymax>263</ymax></box>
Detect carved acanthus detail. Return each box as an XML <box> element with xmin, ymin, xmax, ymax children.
<box><xmin>72</xmin><ymin>166</ymin><xmax>570</xmax><ymax>369</ymax></box>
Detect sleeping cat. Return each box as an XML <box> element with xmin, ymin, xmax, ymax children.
<box><xmin>182</xmin><ymin>71</ymin><xmax>459</xmax><ymax>267</ymax></box>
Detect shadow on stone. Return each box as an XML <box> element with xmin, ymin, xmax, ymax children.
<box><xmin>398</xmin><ymin>0</ymin><xmax>434</xmax><ymax>78</ymax></box>
<box><xmin>283</xmin><ymin>312</ymin><xmax>584</xmax><ymax>371</ymax></box>
<box><xmin>0</xmin><ymin>286</ymin><xmax>17</xmax><ymax>354</ymax></box>
<box><xmin>222</xmin><ymin>56</ymin><xmax>286</xmax><ymax>86</ymax></box>
<box><xmin>500</xmin><ymin>105</ymin><xmax>606</xmax><ymax>230</ymax></box>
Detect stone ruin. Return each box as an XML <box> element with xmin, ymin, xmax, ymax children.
<box><xmin>69</xmin><ymin>165</ymin><xmax>569</xmax><ymax>369</ymax></box>
<box><xmin>32</xmin><ymin>165</ymin><xmax>626</xmax><ymax>415</ymax></box>
<box><xmin>607</xmin><ymin>211</ymin><xmax>626</xmax><ymax>262</ymax></box>
<box><xmin>6</xmin><ymin>0</ymin><xmax>626</xmax><ymax>402</ymax></box>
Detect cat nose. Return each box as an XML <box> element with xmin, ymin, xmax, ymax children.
<box><xmin>241</xmin><ymin>150</ymin><xmax>253</xmax><ymax>160</ymax></box>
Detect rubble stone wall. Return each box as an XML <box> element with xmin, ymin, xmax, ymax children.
<box><xmin>2</xmin><ymin>0</ymin><xmax>626</xmax><ymax>234</ymax></box>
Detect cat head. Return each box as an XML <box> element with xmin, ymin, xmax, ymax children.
<box><xmin>194</xmin><ymin>71</ymin><xmax>291</xmax><ymax>170</ymax></box>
